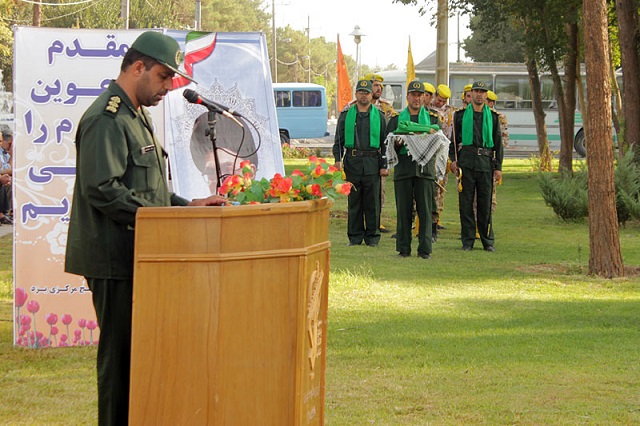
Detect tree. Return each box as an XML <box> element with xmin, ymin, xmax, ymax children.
<box><xmin>583</xmin><ymin>0</ymin><xmax>624</xmax><ymax>277</ymax></box>
<box><xmin>463</xmin><ymin>13</ymin><xmax>525</xmax><ymax>62</ymax></box>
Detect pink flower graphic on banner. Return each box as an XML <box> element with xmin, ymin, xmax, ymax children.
<box><xmin>78</xmin><ymin>318</ymin><xmax>86</xmax><ymax>328</ymax></box>
<box><xmin>87</xmin><ymin>320</ymin><xmax>98</xmax><ymax>345</ymax></box>
<box><xmin>26</xmin><ymin>300</ymin><xmax>39</xmax><ymax>314</ymax></box>
<box><xmin>46</xmin><ymin>313</ymin><xmax>58</xmax><ymax>325</ymax></box>
<box><xmin>61</xmin><ymin>314</ymin><xmax>72</xmax><ymax>341</ymax></box>
<box><xmin>20</xmin><ymin>315</ymin><xmax>31</xmax><ymax>327</ymax></box>
<box><xmin>51</xmin><ymin>325</ymin><xmax>58</xmax><ymax>335</ymax></box>
<box><xmin>15</xmin><ymin>287</ymin><xmax>28</xmax><ymax>308</ymax></box>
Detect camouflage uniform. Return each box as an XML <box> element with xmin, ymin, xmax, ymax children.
<box><xmin>430</xmin><ymin>103</ymin><xmax>456</xmax><ymax>224</ymax></box>
<box><xmin>490</xmin><ymin>107</ymin><xmax>509</xmax><ymax>212</ymax></box>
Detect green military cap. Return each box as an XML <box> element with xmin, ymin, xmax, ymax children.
<box><xmin>356</xmin><ymin>79</ymin><xmax>373</xmax><ymax>93</ymax></box>
<box><xmin>407</xmin><ymin>80</ymin><xmax>425</xmax><ymax>93</ymax></box>
<box><xmin>471</xmin><ymin>81</ymin><xmax>489</xmax><ymax>91</ymax></box>
<box><xmin>131</xmin><ymin>31</ymin><xmax>194</xmax><ymax>82</ymax></box>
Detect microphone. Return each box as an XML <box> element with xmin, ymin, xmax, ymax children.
<box><xmin>183</xmin><ymin>89</ymin><xmax>244</xmax><ymax>128</ymax></box>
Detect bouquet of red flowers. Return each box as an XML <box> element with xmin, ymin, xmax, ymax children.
<box><xmin>219</xmin><ymin>156</ymin><xmax>351</xmax><ymax>204</ymax></box>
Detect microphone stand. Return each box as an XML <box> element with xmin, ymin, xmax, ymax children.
<box><xmin>206</xmin><ymin>109</ymin><xmax>223</xmax><ymax>195</ymax></box>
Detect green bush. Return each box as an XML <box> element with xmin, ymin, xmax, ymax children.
<box><xmin>539</xmin><ymin>151</ymin><xmax>640</xmax><ymax>224</ymax></box>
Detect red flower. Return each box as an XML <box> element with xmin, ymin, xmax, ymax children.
<box><xmin>291</xmin><ymin>169</ymin><xmax>305</xmax><ymax>177</ymax></box>
<box><xmin>335</xmin><ymin>182</ymin><xmax>352</xmax><ymax>195</ymax></box>
<box><xmin>26</xmin><ymin>300</ymin><xmax>40</xmax><ymax>314</ymax></box>
<box><xmin>15</xmin><ymin>287</ymin><xmax>28</xmax><ymax>308</ymax></box>
<box><xmin>307</xmin><ymin>183</ymin><xmax>323</xmax><ymax>197</ymax></box>
<box><xmin>311</xmin><ymin>164</ymin><xmax>326</xmax><ymax>178</ymax></box>
<box><xmin>46</xmin><ymin>313</ymin><xmax>58</xmax><ymax>325</ymax></box>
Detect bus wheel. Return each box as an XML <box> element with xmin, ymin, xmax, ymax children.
<box><xmin>279</xmin><ymin>131</ymin><xmax>290</xmax><ymax>145</ymax></box>
<box><xmin>574</xmin><ymin>128</ymin><xmax>586</xmax><ymax>157</ymax></box>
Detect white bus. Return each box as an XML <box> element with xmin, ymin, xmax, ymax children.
<box><xmin>377</xmin><ymin>63</ymin><xmax>610</xmax><ymax>155</ymax></box>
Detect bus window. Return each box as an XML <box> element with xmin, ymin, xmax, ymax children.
<box><xmin>275</xmin><ymin>90</ymin><xmax>291</xmax><ymax>107</ymax></box>
<box><xmin>292</xmin><ymin>90</ymin><xmax>323</xmax><ymax>107</ymax></box>
<box><xmin>382</xmin><ymin>84</ymin><xmax>403</xmax><ymax>111</ymax></box>
<box><xmin>450</xmin><ymin>74</ymin><xmax>492</xmax><ymax>108</ymax></box>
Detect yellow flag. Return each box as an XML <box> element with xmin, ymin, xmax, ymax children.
<box><xmin>337</xmin><ymin>35</ymin><xmax>353</xmax><ymax>111</ymax></box>
<box><xmin>406</xmin><ymin>37</ymin><xmax>416</xmax><ymax>89</ymax></box>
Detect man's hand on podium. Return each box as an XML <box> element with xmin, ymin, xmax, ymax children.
<box><xmin>188</xmin><ymin>195</ymin><xmax>227</xmax><ymax>206</ymax></box>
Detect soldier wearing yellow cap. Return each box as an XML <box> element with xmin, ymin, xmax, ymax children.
<box><xmin>484</xmin><ymin>90</ymin><xmax>509</xmax><ymax>213</ymax></box>
<box><xmin>462</xmin><ymin>83</ymin><xmax>473</xmax><ymax>107</ymax></box>
<box><xmin>423</xmin><ymin>82</ymin><xmax>436</xmax><ymax>109</ymax></box>
<box><xmin>65</xmin><ymin>30</ymin><xmax>224</xmax><ymax>426</ymax></box>
<box><xmin>430</xmin><ymin>84</ymin><xmax>456</xmax><ymax>237</ymax></box>
<box><xmin>386</xmin><ymin>80</ymin><xmax>440</xmax><ymax>259</ymax></box>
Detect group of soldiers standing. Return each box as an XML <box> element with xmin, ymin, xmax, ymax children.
<box><xmin>333</xmin><ymin>73</ymin><xmax>508</xmax><ymax>258</ymax></box>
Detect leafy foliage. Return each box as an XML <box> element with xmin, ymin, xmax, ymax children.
<box><xmin>539</xmin><ymin>151</ymin><xmax>640</xmax><ymax>224</ymax></box>
<box><xmin>463</xmin><ymin>12</ymin><xmax>525</xmax><ymax>62</ymax></box>
<box><xmin>539</xmin><ymin>165</ymin><xmax>589</xmax><ymax>221</ymax></box>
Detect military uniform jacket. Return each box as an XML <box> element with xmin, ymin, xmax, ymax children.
<box><xmin>451</xmin><ymin>107</ymin><xmax>503</xmax><ymax>173</ymax></box>
<box><xmin>333</xmin><ymin>105</ymin><xmax>387</xmax><ymax>175</ymax></box>
<box><xmin>387</xmin><ymin>109</ymin><xmax>440</xmax><ymax>181</ymax></box>
<box><xmin>65</xmin><ymin>81</ymin><xmax>189</xmax><ymax>280</ymax></box>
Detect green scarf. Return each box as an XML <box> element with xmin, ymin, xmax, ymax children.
<box><xmin>396</xmin><ymin>106</ymin><xmax>430</xmax><ymax>154</ymax></box>
<box><xmin>344</xmin><ymin>104</ymin><xmax>381</xmax><ymax>149</ymax></box>
<box><xmin>461</xmin><ymin>104</ymin><xmax>494</xmax><ymax>148</ymax></box>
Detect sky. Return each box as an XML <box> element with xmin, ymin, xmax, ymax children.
<box><xmin>271</xmin><ymin>0</ymin><xmax>472</xmax><ymax>71</ymax></box>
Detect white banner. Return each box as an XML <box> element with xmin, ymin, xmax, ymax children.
<box><xmin>12</xmin><ymin>27</ymin><xmax>283</xmax><ymax>348</ymax></box>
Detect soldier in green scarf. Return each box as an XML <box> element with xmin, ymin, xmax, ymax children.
<box><xmin>450</xmin><ymin>81</ymin><xmax>503</xmax><ymax>252</ymax></box>
<box><xmin>333</xmin><ymin>79</ymin><xmax>388</xmax><ymax>246</ymax></box>
<box><xmin>386</xmin><ymin>80</ymin><xmax>440</xmax><ymax>259</ymax></box>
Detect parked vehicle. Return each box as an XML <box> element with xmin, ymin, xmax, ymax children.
<box><xmin>273</xmin><ymin>83</ymin><xmax>328</xmax><ymax>144</ymax></box>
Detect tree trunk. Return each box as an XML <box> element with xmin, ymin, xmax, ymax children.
<box><xmin>562</xmin><ymin>21</ymin><xmax>579</xmax><ymax>169</ymax></box>
<box><xmin>583</xmin><ymin>0</ymin><xmax>624</xmax><ymax>278</ymax></box>
<box><xmin>549</xmin><ymin>61</ymin><xmax>572</xmax><ymax>175</ymax></box>
<box><xmin>526</xmin><ymin>58</ymin><xmax>552</xmax><ymax>171</ymax></box>
<box><xmin>616</xmin><ymin>0</ymin><xmax>640</xmax><ymax>162</ymax></box>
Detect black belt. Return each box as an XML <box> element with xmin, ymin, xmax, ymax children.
<box><xmin>347</xmin><ymin>148</ymin><xmax>379</xmax><ymax>157</ymax></box>
<box><xmin>461</xmin><ymin>146</ymin><xmax>494</xmax><ymax>157</ymax></box>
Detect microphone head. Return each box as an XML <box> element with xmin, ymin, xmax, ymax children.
<box><xmin>183</xmin><ymin>89</ymin><xmax>199</xmax><ymax>103</ymax></box>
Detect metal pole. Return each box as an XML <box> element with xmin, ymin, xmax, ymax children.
<box><xmin>195</xmin><ymin>0</ymin><xmax>202</xmax><ymax>31</ymax></box>
<box><xmin>273</xmin><ymin>1</ymin><xmax>278</xmax><ymax>82</ymax></box>
<box><xmin>121</xmin><ymin>0</ymin><xmax>129</xmax><ymax>30</ymax></box>
<box><xmin>435</xmin><ymin>0</ymin><xmax>449</xmax><ymax>86</ymax></box>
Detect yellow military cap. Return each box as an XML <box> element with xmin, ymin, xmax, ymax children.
<box><xmin>423</xmin><ymin>82</ymin><xmax>436</xmax><ymax>94</ymax></box>
<box><xmin>487</xmin><ymin>90</ymin><xmax>498</xmax><ymax>101</ymax></box>
<box><xmin>363</xmin><ymin>73</ymin><xmax>384</xmax><ymax>82</ymax></box>
<box><xmin>463</xmin><ymin>83</ymin><xmax>473</xmax><ymax>92</ymax></box>
<box><xmin>437</xmin><ymin>84</ymin><xmax>451</xmax><ymax>99</ymax></box>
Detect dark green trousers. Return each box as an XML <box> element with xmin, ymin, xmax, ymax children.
<box><xmin>345</xmin><ymin>172</ymin><xmax>381</xmax><ymax>245</ymax></box>
<box><xmin>394</xmin><ymin>177</ymin><xmax>433</xmax><ymax>256</ymax></box>
<box><xmin>459</xmin><ymin>169</ymin><xmax>494</xmax><ymax>248</ymax></box>
<box><xmin>87</xmin><ymin>278</ymin><xmax>133</xmax><ymax>426</ymax></box>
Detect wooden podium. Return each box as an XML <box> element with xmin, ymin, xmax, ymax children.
<box><xmin>129</xmin><ymin>199</ymin><xmax>331</xmax><ymax>425</ymax></box>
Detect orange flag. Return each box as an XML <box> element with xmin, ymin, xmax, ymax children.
<box><xmin>406</xmin><ymin>36</ymin><xmax>416</xmax><ymax>89</ymax></box>
<box><xmin>337</xmin><ymin>35</ymin><xmax>352</xmax><ymax>111</ymax></box>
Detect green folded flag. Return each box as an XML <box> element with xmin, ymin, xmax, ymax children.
<box><xmin>394</xmin><ymin>120</ymin><xmax>440</xmax><ymax>135</ymax></box>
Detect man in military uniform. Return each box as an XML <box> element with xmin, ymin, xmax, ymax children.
<box><xmin>450</xmin><ymin>81</ymin><xmax>503</xmax><ymax>252</ymax></box>
<box><xmin>65</xmin><ymin>31</ymin><xmax>225</xmax><ymax>426</ymax></box>
<box><xmin>430</xmin><ymin>84</ymin><xmax>455</xmax><ymax>236</ymax></box>
<box><xmin>461</xmin><ymin>83</ymin><xmax>473</xmax><ymax>108</ymax></box>
<box><xmin>486</xmin><ymin>90</ymin><xmax>509</xmax><ymax>212</ymax></box>
<box><xmin>423</xmin><ymin>82</ymin><xmax>436</xmax><ymax>110</ymax></box>
<box><xmin>387</xmin><ymin>80</ymin><xmax>440</xmax><ymax>259</ymax></box>
<box><xmin>333</xmin><ymin>79</ymin><xmax>388</xmax><ymax>247</ymax></box>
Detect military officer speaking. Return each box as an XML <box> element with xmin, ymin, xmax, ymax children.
<box><xmin>333</xmin><ymin>79</ymin><xmax>388</xmax><ymax>247</ymax></box>
<box><xmin>65</xmin><ymin>31</ymin><xmax>225</xmax><ymax>426</ymax></box>
<box><xmin>450</xmin><ymin>81</ymin><xmax>503</xmax><ymax>252</ymax></box>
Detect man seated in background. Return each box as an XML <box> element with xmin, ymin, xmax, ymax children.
<box><xmin>0</xmin><ymin>126</ymin><xmax>12</xmax><ymax>225</ymax></box>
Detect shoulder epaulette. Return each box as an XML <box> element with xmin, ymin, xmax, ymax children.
<box><xmin>103</xmin><ymin>95</ymin><xmax>122</xmax><ymax>117</ymax></box>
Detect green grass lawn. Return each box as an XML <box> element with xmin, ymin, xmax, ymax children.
<box><xmin>1</xmin><ymin>158</ymin><xmax>640</xmax><ymax>424</ymax></box>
